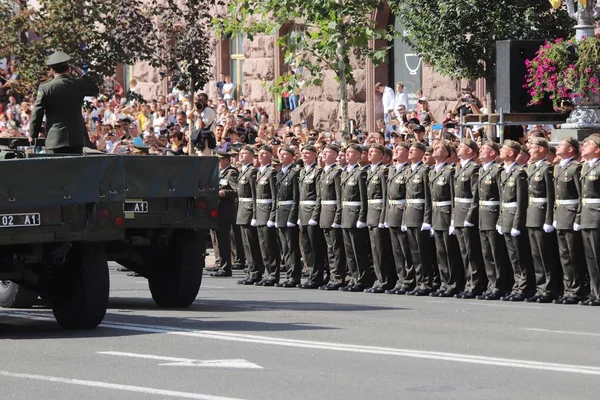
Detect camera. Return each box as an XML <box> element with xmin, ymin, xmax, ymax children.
<box><xmin>195</xmin><ymin>100</ymin><xmax>206</xmax><ymax>110</ymax></box>
<box><xmin>107</xmin><ymin>131</ymin><xmax>115</xmax><ymax>137</ymax></box>
<box><xmin>159</xmin><ymin>128</ymin><xmax>168</xmax><ymax>135</ymax></box>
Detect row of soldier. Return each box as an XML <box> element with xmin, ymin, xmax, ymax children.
<box><xmin>208</xmin><ymin>133</ymin><xmax>600</xmax><ymax>306</ymax></box>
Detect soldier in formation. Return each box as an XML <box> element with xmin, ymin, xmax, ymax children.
<box><xmin>208</xmin><ymin>133</ymin><xmax>600</xmax><ymax>306</ymax></box>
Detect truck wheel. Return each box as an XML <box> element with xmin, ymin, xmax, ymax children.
<box><xmin>52</xmin><ymin>243</ymin><xmax>109</xmax><ymax>329</ymax></box>
<box><xmin>0</xmin><ymin>281</ymin><xmax>38</xmax><ymax>308</ymax></box>
<box><xmin>148</xmin><ymin>230</ymin><xmax>205</xmax><ymax>307</ymax></box>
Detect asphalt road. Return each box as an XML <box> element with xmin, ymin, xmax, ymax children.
<box><xmin>1</xmin><ymin>256</ymin><xmax>600</xmax><ymax>399</ymax></box>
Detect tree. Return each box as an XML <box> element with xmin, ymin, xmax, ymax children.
<box><xmin>394</xmin><ymin>0</ymin><xmax>575</xmax><ymax>104</ymax></box>
<box><xmin>0</xmin><ymin>0</ymin><xmax>160</xmax><ymax>92</ymax></box>
<box><xmin>215</xmin><ymin>0</ymin><xmax>395</xmax><ymax>140</ymax></box>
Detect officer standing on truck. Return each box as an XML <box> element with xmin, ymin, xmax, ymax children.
<box><xmin>29</xmin><ymin>51</ymin><xmax>99</xmax><ymax>154</ymax></box>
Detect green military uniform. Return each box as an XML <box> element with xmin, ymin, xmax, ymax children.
<box><xmin>30</xmin><ymin>51</ymin><xmax>99</xmax><ymax>153</ymax></box>
<box><xmin>553</xmin><ymin>152</ymin><xmax>586</xmax><ymax>304</ymax></box>
<box><xmin>255</xmin><ymin>161</ymin><xmax>280</xmax><ymax>285</ymax></box>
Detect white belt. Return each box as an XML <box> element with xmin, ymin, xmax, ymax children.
<box><xmin>502</xmin><ymin>202</ymin><xmax>518</xmax><ymax>208</ymax></box>
<box><xmin>342</xmin><ymin>201</ymin><xmax>362</xmax><ymax>207</ymax></box>
<box><xmin>256</xmin><ymin>199</ymin><xmax>273</xmax><ymax>204</ymax></box>
<box><xmin>300</xmin><ymin>200</ymin><xmax>317</xmax><ymax>206</ymax></box>
<box><xmin>582</xmin><ymin>198</ymin><xmax>600</xmax><ymax>205</ymax></box>
<box><xmin>388</xmin><ymin>199</ymin><xmax>406</xmax><ymax>205</ymax></box>
<box><xmin>278</xmin><ymin>200</ymin><xmax>294</xmax><ymax>206</ymax></box>
<box><xmin>368</xmin><ymin>199</ymin><xmax>384</xmax><ymax>204</ymax></box>
<box><xmin>529</xmin><ymin>197</ymin><xmax>548</xmax><ymax>204</ymax></box>
<box><xmin>454</xmin><ymin>197</ymin><xmax>473</xmax><ymax>204</ymax></box>
<box><xmin>406</xmin><ymin>199</ymin><xmax>426</xmax><ymax>205</ymax></box>
<box><xmin>556</xmin><ymin>199</ymin><xmax>580</xmax><ymax>206</ymax></box>
<box><xmin>480</xmin><ymin>201</ymin><xmax>500</xmax><ymax>206</ymax></box>
<box><xmin>432</xmin><ymin>201</ymin><xmax>452</xmax><ymax>207</ymax></box>
<box><xmin>239</xmin><ymin>197</ymin><xmax>253</xmax><ymax>202</ymax></box>
<box><xmin>321</xmin><ymin>200</ymin><xmax>337</xmax><ymax>205</ymax></box>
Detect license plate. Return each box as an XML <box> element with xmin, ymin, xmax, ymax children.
<box><xmin>124</xmin><ymin>201</ymin><xmax>148</xmax><ymax>213</ymax></box>
<box><xmin>0</xmin><ymin>213</ymin><xmax>41</xmax><ymax>228</ymax></box>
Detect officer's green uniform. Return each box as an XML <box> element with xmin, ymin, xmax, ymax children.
<box><xmin>29</xmin><ymin>51</ymin><xmax>99</xmax><ymax>153</ymax></box>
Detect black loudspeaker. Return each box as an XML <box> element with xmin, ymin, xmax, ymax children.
<box><xmin>496</xmin><ymin>40</ymin><xmax>554</xmax><ymax>113</ymax></box>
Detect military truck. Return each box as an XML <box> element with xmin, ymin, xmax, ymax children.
<box><xmin>0</xmin><ymin>139</ymin><xmax>219</xmax><ymax>328</ymax></box>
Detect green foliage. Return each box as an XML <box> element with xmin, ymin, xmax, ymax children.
<box><xmin>0</xmin><ymin>0</ymin><xmax>213</xmax><ymax>95</ymax></box>
<box><xmin>215</xmin><ymin>0</ymin><xmax>394</xmax><ymax>92</ymax></box>
<box><xmin>395</xmin><ymin>0</ymin><xmax>575</xmax><ymax>80</ymax></box>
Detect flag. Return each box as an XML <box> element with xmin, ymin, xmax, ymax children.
<box><xmin>548</xmin><ymin>0</ymin><xmax>561</xmax><ymax>9</ymax></box>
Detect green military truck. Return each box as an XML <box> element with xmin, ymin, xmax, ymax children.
<box><xmin>0</xmin><ymin>139</ymin><xmax>218</xmax><ymax>329</ymax></box>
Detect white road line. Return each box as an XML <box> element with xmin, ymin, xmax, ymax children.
<box><xmin>98</xmin><ymin>351</ymin><xmax>262</xmax><ymax>369</ymax></box>
<box><xmin>524</xmin><ymin>328</ymin><xmax>600</xmax><ymax>337</ymax></box>
<box><xmin>3</xmin><ymin>311</ymin><xmax>600</xmax><ymax>376</ymax></box>
<box><xmin>0</xmin><ymin>371</ymin><xmax>244</xmax><ymax>400</ymax></box>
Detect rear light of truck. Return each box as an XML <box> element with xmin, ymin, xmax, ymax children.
<box><xmin>97</xmin><ymin>208</ymin><xmax>111</xmax><ymax>219</ymax></box>
<box><xmin>196</xmin><ymin>200</ymin><xmax>207</xmax><ymax>211</ymax></box>
<box><xmin>114</xmin><ymin>216</ymin><xmax>124</xmax><ymax>226</ymax></box>
<box><xmin>210</xmin><ymin>209</ymin><xmax>218</xmax><ymax>218</ymax></box>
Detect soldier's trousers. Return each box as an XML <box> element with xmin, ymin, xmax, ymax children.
<box><xmin>257</xmin><ymin>225</ymin><xmax>280</xmax><ymax>282</ymax></box>
<box><xmin>342</xmin><ymin>228</ymin><xmax>372</xmax><ymax>287</ymax></box>
<box><xmin>300</xmin><ymin>225</ymin><xmax>326</xmax><ymax>285</ymax></box>
<box><xmin>323</xmin><ymin>227</ymin><xmax>346</xmax><ymax>285</ymax></box>
<box><xmin>581</xmin><ymin>229</ymin><xmax>600</xmax><ymax>299</ymax></box>
<box><xmin>216</xmin><ymin>220</ymin><xmax>232</xmax><ymax>272</ymax></box>
<box><xmin>369</xmin><ymin>227</ymin><xmax>394</xmax><ymax>289</ymax></box>
<box><xmin>239</xmin><ymin>224</ymin><xmax>263</xmax><ymax>281</ymax></box>
<box><xmin>433</xmin><ymin>230</ymin><xmax>463</xmax><ymax>293</ymax></box>
<box><xmin>556</xmin><ymin>229</ymin><xmax>587</xmax><ymax>298</ymax></box>
<box><xmin>528</xmin><ymin>228</ymin><xmax>561</xmax><ymax>297</ymax></box>
<box><xmin>389</xmin><ymin>226</ymin><xmax>414</xmax><ymax>290</ymax></box>
<box><xmin>406</xmin><ymin>227</ymin><xmax>433</xmax><ymax>290</ymax></box>
<box><xmin>231</xmin><ymin>224</ymin><xmax>246</xmax><ymax>267</ymax></box>
<box><xmin>456</xmin><ymin>226</ymin><xmax>485</xmax><ymax>294</ymax></box>
<box><xmin>479</xmin><ymin>229</ymin><xmax>508</xmax><ymax>294</ymax></box>
<box><xmin>504</xmin><ymin>232</ymin><xmax>534</xmax><ymax>295</ymax></box>
<box><xmin>210</xmin><ymin>230</ymin><xmax>220</xmax><ymax>265</ymax></box>
<box><xmin>279</xmin><ymin>226</ymin><xmax>302</xmax><ymax>283</ymax></box>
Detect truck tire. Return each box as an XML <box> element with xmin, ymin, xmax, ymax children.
<box><xmin>52</xmin><ymin>243</ymin><xmax>109</xmax><ymax>329</ymax></box>
<box><xmin>148</xmin><ymin>229</ymin><xmax>205</xmax><ymax>307</ymax></box>
<box><xmin>0</xmin><ymin>281</ymin><xmax>38</xmax><ymax>308</ymax></box>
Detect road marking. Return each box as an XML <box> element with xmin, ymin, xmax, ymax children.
<box><xmin>98</xmin><ymin>351</ymin><xmax>262</xmax><ymax>369</ymax></box>
<box><xmin>0</xmin><ymin>370</ymin><xmax>243</xmax><ymax>400</ymax></box>
<box><xmin>523</xmin><ymin>328</ymin><xmax>600</xmax><ymax>337</ymax></box>
<box><xmin>3</xmin><ymin>311</ymin><xmax>600</xmax><ymax>376</ymax></box>
<box><xmin>465</xmin><ymin>302</ymin><xmax>543</xmax><ymax>310</ymax></box>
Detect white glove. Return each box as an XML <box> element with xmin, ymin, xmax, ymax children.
<box><xmin>574</xmin><ymin>223</ymin><xmax>582</xmax><ymax>232</ymax></box>
<box><xmin>421</xmin><ymin>223</ymin><xmax>431</xmax><ymax>231</ymax></box>
<box><xmin>510</xmin><ymin>228</ymin><xmax>520</xmax><ymax>237</ymax></box>
<box><xmin>430</xmin><ymin>228</ymin><xmax>434</xmax><ymax>237</ymax></box>
<box><xmin>552</xmin><ymin>220</ymin><xmax>557</xmax><ymax>228</ymax></box>
<box><xmin>449</xmin><ymin>226</ymin><xmax>455</xmax><ymax>235</ymax></box>
<box><xmin>297</xmin><ymin>219</ymin><xmax>301</xmax><ymax>225</ymax></box>
<box><xmin>464</xmin><ymin>220</ymin><xmax>475</xmax><ymax>228</ymax></box>
<box><xmin>401</xmin><ymin>225</ymin><xmax>407</xmax><ymax>232</ymax></box>
<box><xmin>266</xmin><ymin>220</ymin><xmax>275</xmax><ymax>228</ymax></box>
<box><xmin>287</xmin><ymin>221</ymin><xmax>296</xmax><ymax>228</ymax></box>
<box><xmin>331</xmin><ymin>223</ymin><xmax>341</xmax><ymax>229</ymax></box>
<box><xmin>356</xmin><ymin>221</ymin><xmax>366</xmax><ymax>229</ymax></box>
<box><xmin>496</xmin><ymin>225</ymin><xmax>503</xmax><ymax>235</ymax></box>
<box><xmin>543</xmin><ymin>224</ymin><xmax>555</xmax><ymax>233</ymax></box>
<box><xmin>251</xmin><ymin>219</ymin><xmax>257</xmax><ymax>227</ymax></box>
<box><xmin>309</xmin><ymin>219</ymin><xmax>318</xmax><ymax>226</ymax></box>
<box><xmin>378</xmin><ymin>223</ymin><xmax>386</xmax><ymax>229</ymax></box>
<box><xmin>384</xmin><ymin>222</ymin><xmax>390</xmax><ymax>228</ymax></box>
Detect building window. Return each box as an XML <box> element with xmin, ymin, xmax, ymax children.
<box><xmin>230</xmin><ymin>34</ymin><xmax>245</xmax><ymax>100</ymax></box>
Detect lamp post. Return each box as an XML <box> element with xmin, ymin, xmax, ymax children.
<box><xmin>561</xmin><ymin>0</ymin><xmax>600</xmax><ymax>129</ymax></box>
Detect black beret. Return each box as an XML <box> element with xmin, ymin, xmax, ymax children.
<box><xmin>413</xmin><ymin>124</ymin><xmax>426</xmax><ymax>133</ymax></box>
<box><xmin>425</xmin><ymin>146</ymin><xmax>433</xmax><ymax>154</ymax></box>
<box><xmin>369</xmin><ymin>143</ymin><xmax>385</xmax><ymax>153</ymax></box>
<box><xmin>259</xmin><ymin>145</ymin><xmax>273</xmax><ymax>154</ymax></box>
<box><xmin>529</xmin><ymin>137</ymin><xmax>549</xmax><ymax>149</ymax></box>
<box><xmin>216</xmin><ymin>151</ymin><xmax>232</xmax><ymax>158</ymax></box>
<box><xmin>461</xmin><ymin>138</ymin><xmax>479</xmax><ymax>154</ymax></box>
<box><xmin>396</xmin><ymin>141</ymin><xmax>410</xmax><ymax>150</ymax></box>
<box><xmin>240</xmin><ymin>145</ymin><xmax>256</xmax><ymax>154</ymax></box>
<box><xmin>302</xmin><ymin>144</ymin><xmax>318</xmax><ymax>153</ymax></box>
<box><xmin>561</xmin><ymin>137</ymin><xmax>580</xmax><ymax>154</ymax></box>
<box><xmin>347</xmin><ymin>143</ymin><xmax>363</xmax><ymax>153</ymax></box>
<box><xmin>383</xmin><ymin>146</ymin><xmax>393</xmax><ymax>158</ymax></box>
<box><xmin>324</xmin><ymin>144</ymin><xmax>340</xmax><ymax>153</ymax></box>
<box><xmin>482</xmin><ymin>140</ymin><xmax>500</xmax><ymax>153</ymax></box>
<box><xmin>280</xmin><ymin>146</ymin><xmax>295</xmax><ymax>156</ymax></box>
<box><xmin>411</xmin><ymin>142</ymin><xmax>426</xmax><ymax>152</ymax></box>
<box><xmin>502</xmin><ymin>139</ymin><xmax>521</xmax><ymax>154</ymax></box>
<box><xmin>520</xmin><ymin>145</ymin><xmax>530</xmax><ymax>155</ymax></box>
